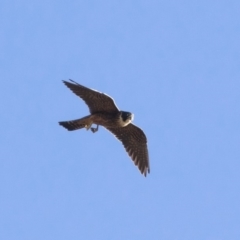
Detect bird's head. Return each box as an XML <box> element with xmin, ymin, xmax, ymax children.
<box><xmin>119</xmin><ymin>111</ymin><xmax>134</xmax><ymax>126</ymax></box>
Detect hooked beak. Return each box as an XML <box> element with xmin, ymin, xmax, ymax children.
<box><xmin>129</xmin><ymin>113</ymin><xmax>134</xmax><ymax>121</ymax></box>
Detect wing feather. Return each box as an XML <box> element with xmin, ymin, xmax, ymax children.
<box><xmin>106</xmin><ymin>123</ymin><xmax>150</xmax><ymax>176</ymax></box>
<box><xmin>63</xmin><ymin>80</ymin><xmax>119</xmax><ymax>113</ymax></box>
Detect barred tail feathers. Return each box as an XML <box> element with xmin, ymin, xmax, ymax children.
<box><xmin>59</xmin><ymin>116</ymin><xmax>92</xmax><ymax>131</ymax></box>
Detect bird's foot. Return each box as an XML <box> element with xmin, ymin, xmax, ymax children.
<box><xmin>91</xmin><ymin>125</ymin><xmax>99</xmax><ymax>133</ymax></box>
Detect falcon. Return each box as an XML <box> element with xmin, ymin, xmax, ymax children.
<box><xmin>59</xmin><ymin>80</ymin><xmax>150</xmax><ymax>176</ymax></box>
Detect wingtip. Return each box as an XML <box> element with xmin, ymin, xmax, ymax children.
<box><xmin>62</xmin><ymin>79</ymin><xmax>80</xmax><ymax>86</ymax></box>
<box><xmin>143</xmin><ymin>167</ymin><xmax>150</xmax><ymax>177</ymax></box>
<box><xmin>62</xmin><ymin>80</ymin><xmax>68</xmax><ymax>86</ymax></box>
<box><xmin>68</xmin><ymin>79</ymin><xmax>80</xmax><ymax>85</ymax></box>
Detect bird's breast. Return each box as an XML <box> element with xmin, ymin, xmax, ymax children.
<box><xmin>90</xmin><ymin>112</ymin><xmax>125</xmax><ymax>128</ymax></box>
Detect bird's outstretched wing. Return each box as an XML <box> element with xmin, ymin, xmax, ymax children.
<box><xmin>62</xmin><ymin>80</ymin><xmax>119</xmax><ymax>113</ymax></box>
<box><xmin>106</xmin><ymin>123</ymin><xmax>150</xmax><ymax>176</ymax></box>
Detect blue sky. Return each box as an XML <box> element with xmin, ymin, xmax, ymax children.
<box><xmin>1</xmin><ymin>1</ymin><xmax>240</xmax><ymax>239</ymax></box>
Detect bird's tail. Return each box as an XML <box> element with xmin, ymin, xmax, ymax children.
<box><xmin>59</xmin><ymin>115</ymin><xmax>92</xmax><ymax>131</ymax></box>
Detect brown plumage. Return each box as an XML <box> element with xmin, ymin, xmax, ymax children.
<box><xmin>59</xmin><ymin>80</ymin><xmax>150</xmax><ymax>176</ymax></box>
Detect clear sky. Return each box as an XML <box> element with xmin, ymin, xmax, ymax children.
<box><xmin>1</xmin><ymin>1</ymin><xmax>240</xmax><ymax>239</ymax></box>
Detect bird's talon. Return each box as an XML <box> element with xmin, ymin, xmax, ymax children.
<box><xmin>91</xmin><ymin>125</ymin><xmax>99</xmax><ymax>133</ymax></box>
<box><xmin>91</xmin><ymin>128</ymin><xmax>96</xmax><ymax>133</ymax></box>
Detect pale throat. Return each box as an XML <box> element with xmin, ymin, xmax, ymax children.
<box><xmin>119</xmin><ymin>113</ymin><xmax>134</xmax><ymax>127</ymax></box>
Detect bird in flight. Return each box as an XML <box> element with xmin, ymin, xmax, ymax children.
<box><xmin>59</xmin><ymin>80</ymin><xmax>150</xmax><ymax>176</ymax></box>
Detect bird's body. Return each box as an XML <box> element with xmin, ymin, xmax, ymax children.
<box><xmin>60</xmin><ymin>111</ymin><xmax>132</xmax><ymax>131</ymax></box>
<box><xmin>59</xmin><ymin>80</ymin><xmax>150</xmax><ymax>176</ymax></box>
